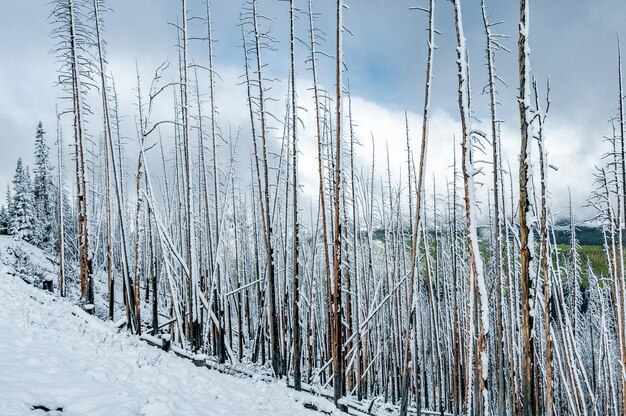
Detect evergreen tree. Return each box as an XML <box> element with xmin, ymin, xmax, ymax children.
<box><xmin>5</xmin><ymin>185</ymin><xmax>13</xmax><ymax>233</ymax></box>
<box><xmin>10</xmin><ymin>158</ymin><xmax>35</xmax><ymax>242</ymax></box>
<box><xmin>60</xmin><ymin>186</ymin><xmax>77</xmax><ymax>262</ymax></box>
<box><xmin>33</xmin><ymin>121</ymin><xmax>54</xmax><ymax>247</ymax></box>
<box><xmin>0</xmin><ymin>205</ymin><xmax>8</xmax><ymax>235</ymax></box>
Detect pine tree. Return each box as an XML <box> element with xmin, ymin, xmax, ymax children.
<box><xmin>33</xmin><ymin>121</ymin><xmax>54</xmax><ymax>247</ymax></box>
<box><xmin>0</xmin><ymin>205</ymin><xmax>8</xmax><ymax>235</ymax></box>
<box><xmin>10</xmin><ymin>158</ymin><xmax>35</xmax><ymax>242</ymax></box>
<box><xmin>5</xmin><ymin>185</ymin><xmax>13</xmax><ymax>233</ymax></box>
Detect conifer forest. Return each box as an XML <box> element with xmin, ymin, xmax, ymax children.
<box><xmin>2</xmin><ymin>0</ymin><xmax>626</xmax><ymax>415</ymax></box>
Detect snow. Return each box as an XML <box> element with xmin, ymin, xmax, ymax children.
<box><xmin>0</xmin><ymin>236</ymin><xmax>336</xmax><ymax>416</ymax></box>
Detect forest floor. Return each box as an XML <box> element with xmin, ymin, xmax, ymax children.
<box><xmin>0</xmin><ymin>236</ymin><xmax>338</xmax><ymax>416</ymax></box>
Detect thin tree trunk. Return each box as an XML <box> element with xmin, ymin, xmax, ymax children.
<box><xmin>56</xmin><ymin>107</ymin><xmax>65</xmax><ymax>298</ymax></box>
<box><xmin>534</xmin><ymin>78</ymin><xmax>554</xmax><ymax>416</ymax></box>
<box><xmin>400</xmin><ymin>1</ymin><xmax>435</xmax><ymax>414</ymax></box>
<box><xmin>92</xmin><ymin>0</ymin><xmax>115</xmax><ymax>321</ymax></box>
<box><xmin>480</xmin><ymin>2</ymin><xmax>505</xmax><ymax>414</ymax></box>
<box><xmin>181</xmin><ymin>0</ymin><xmax>200</xmax><ymax>351</ymax></box>
<box><xmin>68</xmin><ymin>0</ymin><xmax>91</xmax><ymax>309</ymax></box>
<box><xmin>518</xmin><ymin>1</ymin><xmax>537</xmax><ymax>414</ymax></box>
<box><xmin>452</xmin><ymin>1</ymin><xmax>490</xmax><ymax>414</ymax></box>
<box><xmin>332</xmin><ymin>0</ymin><xmax>345</xmax><ymax>404</ymax></box>
<box><xmin>289</xmin><ymin>0</ymin><xmax>302</xmax><ymax>391</ymax></box>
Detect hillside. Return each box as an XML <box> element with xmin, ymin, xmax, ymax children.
<box><xmin>0</xmin><ymin>236</ymin><xmax>338</xmax><ymax>416</ymax></box>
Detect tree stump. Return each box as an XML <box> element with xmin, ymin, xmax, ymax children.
<box><xmin>162</xmin><ymin>334</ymin><xmax>171</xmax><ymax>352</ymax></box>
<box><xmin>84</xmin><ymin>304</ymin><xmax>95</xmax><ymax>315</ymax></box>
<box><xmin>193</xmin><ymin>354</ymin><xmax>207</xmax><ymax>367</ymax></box>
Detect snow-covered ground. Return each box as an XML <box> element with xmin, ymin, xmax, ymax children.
<box><xmin>0</xmin><ymin>236</ymin><xmax>336</xmax><ymax>416</ymax></box>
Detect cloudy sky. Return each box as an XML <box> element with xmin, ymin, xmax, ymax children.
<box><xmin>1</xmin><ymin>0</ymin><xmax>625</xmax><ymax>221</ymax></box>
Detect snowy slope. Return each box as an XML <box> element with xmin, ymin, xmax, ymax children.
<box><xmin>0</xmin><ymin>237</ymin><xmax>337</xmax><ymax>416</ymax></box>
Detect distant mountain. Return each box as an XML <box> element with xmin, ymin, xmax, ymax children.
<box><xmin>477</xmin><ymin>223</ymin><xmax>612</xmax><ymax>247</ymax></box>
<box><xmin>550</xmin><ymin>225</ymin><xmax>609</xmax><ymax>246</ymax></box>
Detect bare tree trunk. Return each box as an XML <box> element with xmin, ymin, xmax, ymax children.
<box><xmin>616</xmin><ymin>37</ymin><xmax>626</xmax><ymax>416</ymax></box>
<box><xmin>242</xmin><ymin>0</ymin><xmax>283</xmax><ymax>376</ymax></box>
<box><xmin>56</xmin><ymin>107</ymin><xmax>65</xmax><ymax>298</ymax></box>
<box><xmin>148</xmin><ymin>202</ymin><xmax>157</xmax><ymax>336</ymax></box>
<box><xmin>205</xmin><ymin>0</ymin><xmax>226</xmax><ymax>363</ymax></box>
<box><xmin>67</xmin><ymin>0</ymin><xmax>91</xmax><ymax>309</ymax></box>
<box><xmin>92</xmin><ymin>0</ymin><xmax>115</xmax><ymax>321</ymax></box>
<box><xmin>133</xmin><ymin>67</ymin><xmax>151</xmax><ymax>335</ymax></box>
<box><xmin>181</xmin><ymin>0</ymin><xmax>200</xmax><ymax>351</ymax></box>
<box><xmin>533</xmin><ymin>78</ymin><xmax>554</xmax><ymax>416</ymax></box>
<box><xmin>481</xmin><ymin>1</ymin><xmax>504</xmax><ymax>413</ymax></box>
<box><xmin>110</xmin><ymin>79</ymin><xmax>137</xmax><ymax>330</ymax></box>
<box><xmin>518</xmin><ymin>1</ymin><xmax>537</xmax><ymax>414</ymax></box>
<box><xmin>289</xmin><ymin>0</ymin><xmax>302</xmax><ymax>391</ymax></box>
<box><xmin>332</xmin><ymin>0</ymin><xmax>344</xmax><ymax>404</ymax></box>
<box><xmin>241</xmin><ymin>23</ymin><xmax>266</xmax><ymax>365</ymax></box>
<box><xmin>400</xmin><ymin>2</ymin><xmax>435</xmax><ymax>415</ymax></box>
<box><xmin>90</xmin><ymin>0</ymin><xmax>137</xmax><ymax>330</ymax></box>
<box><xmin>232</xmin><ymin>174</ymin><xmax>244</xmax><ymax>361</ymax></box>
<box><xmin>452</xmin><ymin>1</ymin><xmax>490</xmax><ymax>414</ymax></box>
<box><xmin>306</xmin><ymin>0</ymin><xmax>333</xmax><ymax>374</ymax></box>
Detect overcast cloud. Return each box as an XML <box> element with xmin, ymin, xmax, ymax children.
<box><xmin>1</xmin><ymin>0</ymin><xmax>624</xmax><ymax>221</ymax></box>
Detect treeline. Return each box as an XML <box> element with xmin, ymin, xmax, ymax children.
<box><xmin>1</xmin><ymin>122</ymin><xmax>67</xmax><ymax>249</ymax></box>
<box><xmin>8</xmin><ymin>0</ymin><xmax>626</xmax><ymax>415</ymax></box>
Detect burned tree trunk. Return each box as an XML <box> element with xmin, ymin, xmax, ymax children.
<box><xmin>332</xmin><ymin>0</ymin><xmax>345</xmax><ymax>404</ymax></box>
<box><xmin>518</xmin><ymin>1</ymin><xmax>538</xmax><ymax>414</ymax></box>
<box><xmin>289</xmin><ymin>0</ymin><xmax>302</xmax><ymax>391</ymax></box>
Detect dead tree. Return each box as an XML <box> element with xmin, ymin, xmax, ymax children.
<box><xmin>204</xmin><ymin>0</ymin><xmax>227</xmax><ymax>363</ymax></box>
<box><xmin>480</xmin><ymin>1</ymin><xmax>505</xmax><ymax>413</ymax></box>
<box><xmin>399</xmin><ymin>1</ymin><xmax>435</xmax><ymax>415</ymax></box>
<box><xmin>306</xmin><ymin>0</ymin><xmax>334</xmax><ymax>378</ymax></box>
<box><xmin>181</xmin><ymin>0</ymin><xmax>201</xmax><ymax>350</ymax></box>
<box><xmin>518</xmin><ymin>1</ymin><xmax>538</xmax><ymax>414</ymax></box>
<box><xmin>91</xmin><ymin>0</ymin><xmax>115</xmax><ymax>321</ymax></box>
<box><xmin>240</xmin><ymin>0</ymin><xmax>283</xmax><ymax>376</ymax></box>
<box><xmin>332</xmin><ymin>0</ymin><xmax>345</xmax><ymax>404</ymax></box>
<box><xmin>55</xmin><ymin>107</ymin><xmax>65</xmax><ymax>297</ymax></box>
<box><xmin>51</xmin><ymin>0</ymin><xmax>93</xmax><ymax>309</ymax></box>
<box><xmin>617</xmin><ymin>37</ymin><xmax>626</xmax><ymax>415</ymax></box>
<box><xmin>133</xmin><ymin>67</ymin><xmax>146</xmax><ymax>335</ymax></box>
<box><xmin>289</xmin><ymin>0</ymin><xmax>302</xmax><ymax>391</ymax></box>
<box><xmin>533</xmin><ymin>78</ymin><xmax>553</xmax><ymax>416</ymax></box>
<box><xmin>452</xmin><ymin>1</ymin><xmax>490</xmax><ymax>414</ymax></box>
